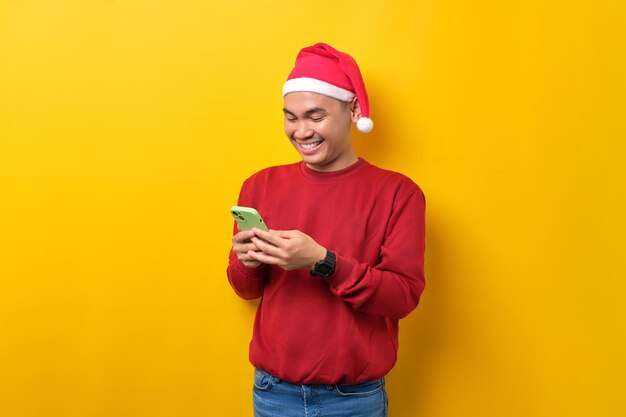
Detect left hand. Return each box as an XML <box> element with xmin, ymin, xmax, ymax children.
<box><xmin>248</xmin><ymin>228</ymin><xmax>327</xmax><ymax>271</ymax></box>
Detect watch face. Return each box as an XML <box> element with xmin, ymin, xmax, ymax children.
<box><xmin>316</xmin><ymin>263</ymin><xmax>333</xmax><ymax>277</ymax></box>
<box><xmin>311</xmin><ymin>251</ymin><xmax>336</xmax><ymax>278</ymax></box>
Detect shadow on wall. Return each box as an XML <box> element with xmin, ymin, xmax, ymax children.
<box><xmin>353</xmin><ymin>82</ymin><xmax>443</xmax><ymax>414</ymax></box>
<box><xmin>385</xmin><ymin>212</ymin><xmax>448</xmax><ymax>416</ymax></box>
<box><xmin>383</xmin><ymin>203</ymin><xmax>537</xmax><ymax>416</ymax></box>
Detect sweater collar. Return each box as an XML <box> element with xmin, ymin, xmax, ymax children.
<box><xmin>299</xmin><ymin>158</ymin><xmax>367</xmax><ymax>182</ymax></box>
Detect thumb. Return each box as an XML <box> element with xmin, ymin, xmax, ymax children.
<box><xmin>269</xmin><ymin>229</ymin><xmax>300</xmax><ymax>239</ymax></box>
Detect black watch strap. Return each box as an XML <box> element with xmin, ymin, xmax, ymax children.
<box><xmin>310</xmin><ymin>250</ymin><xmax>336</xmax><ymax>278</ymax></box>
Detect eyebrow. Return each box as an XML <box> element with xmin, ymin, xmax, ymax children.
<box><xmin>283</xmin><ymin>107</ymin><xmax>328</xmax><ymax>117</ymax></box>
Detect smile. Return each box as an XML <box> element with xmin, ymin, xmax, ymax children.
<box><xmin>299</xmin><ymin>141</ymin><xmax>323</xmax><ymax>150</ymax></box>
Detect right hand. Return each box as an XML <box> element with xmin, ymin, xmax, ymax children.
<box><xmin>232</xmin><ymin>229</ymin><xmax>263</xmax><ymax>268</ymax></box>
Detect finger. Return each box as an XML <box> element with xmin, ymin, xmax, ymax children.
<box><xmin>234</xmin><ymin>242</ymin><xmax>259</xmax><ymax>253</ymax></box>
<box><xmin>248</xmin><ymin>249</ymin><xmax>281</xmax><ymax>266</ymax></box>
<box><xmin>251</xmin><ymin>228</ymin><xmax>284</xmax><ymax>247</ymax></box>
<box><xmin>232</xmin><ymin>229</ymin><xmax>256</xmax><ymax>243</ymax></box>
<box><xmin>268</xmin><ymin>229</ymin><xmax>300</xmax><ymax>239</ymax></box>
<box><xmin>251</xmin><ymin>236</ymin><xmax>282</xmax><ymax>256</ymax></box>
<box><xmin>237</xmin><ymin>248</ymin><xmax>262</xmax><ymax>261</ymax></box>
<box><xmin>238</xmin><ymin>254</ymin><xmax>261</xmax><ymax>268</ymax></box>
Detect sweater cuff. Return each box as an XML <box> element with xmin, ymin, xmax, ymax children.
<box><xmin>235</xmin><ymin>258</ymin><xmax>268</xmax><ymax>279</ymax></box>
<box><xmin>326</xmin><ymin>253</ymin><xmax>355</xmax><ymax>289</ymax></box>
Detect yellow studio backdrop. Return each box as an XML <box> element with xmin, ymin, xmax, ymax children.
<box><xmin>1</xmin><ymin>1</ymin><xmax>624</xmax><ymax>416</ymax></box>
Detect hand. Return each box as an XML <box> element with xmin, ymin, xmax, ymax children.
<box><xmin>231</xmin><ymin>229</ymin><xmax>264</xmax><ymax>268</ymax></box>
<box><xmin>248</xmin><ymin>228</ymin><xmax>327</xmax><ymax>271</ymax></box>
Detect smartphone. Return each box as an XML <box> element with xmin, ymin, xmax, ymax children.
<box><xmin>230</xmin><ymin>206</ymin><xmax>269</xmax><ymax>232</ymax></box>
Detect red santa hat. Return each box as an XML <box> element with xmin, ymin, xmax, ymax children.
<box><xmin>282</xmin><ymin>43</ymin><xmax>374</xmax><ymax>134</ymax></box>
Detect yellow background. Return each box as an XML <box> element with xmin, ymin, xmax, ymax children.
<box><xmin>1</xmin><ymin>1</ymin><xmax>625</xmax><ymax>416</ymax></box>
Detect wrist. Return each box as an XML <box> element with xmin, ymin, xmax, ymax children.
<box><xmin>310</xmin><ymin>249</ymin><xmax>336</xmax><ymax>278</ymax></box>
<box><xmin>310</xmin><ymin>246</ymin><xmax>328</xmax><ymax>269</ymax></box>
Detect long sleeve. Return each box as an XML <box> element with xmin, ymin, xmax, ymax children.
<box><xmin>327</xmin><ymin>189</ymin><xmax>426</xmax><ymax>320</ymax></box>
<box><xmin>227</xmin><ymin>248</ymin><xmax>267</xmax><ymax>300</ymax></box>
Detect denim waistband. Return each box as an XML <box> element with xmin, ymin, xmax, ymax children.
<box><xmin>255</xmin><ymin>368</ymin><xmax>385</xmax><ymax>390</ymax></box>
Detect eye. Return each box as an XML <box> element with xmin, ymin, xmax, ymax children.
<box><xmin>311</xmin><ymin>116</ymin><xmax>325</xmax><ymax>123</ymax></box>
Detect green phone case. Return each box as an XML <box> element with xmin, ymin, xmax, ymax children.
<box><xmin>230</xmin><ymin>206</ymin><xmax>269</xmax><ymax>232</ymax></box>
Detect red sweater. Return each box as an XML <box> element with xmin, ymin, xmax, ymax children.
<box><xmin>227</xmin><ymin>159</ymin><xmax>426</xmax><ymax>384</ymax></box>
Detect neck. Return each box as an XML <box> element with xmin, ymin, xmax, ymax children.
<box><xmin>306</xmin><ymin>152</ymin><xmax>358</xmax><ymax>173</ymax></box>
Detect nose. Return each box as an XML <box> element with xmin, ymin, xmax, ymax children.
<box><xmin>292</xmin><ymin>121</ymin><xmax>314</xmax><ymax>141</ymax></box>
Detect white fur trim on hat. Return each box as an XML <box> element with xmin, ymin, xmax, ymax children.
<box><xmin>282</xmin><ymin>77</ymin><xmax>356</xmax><ymax>102</ymax></box>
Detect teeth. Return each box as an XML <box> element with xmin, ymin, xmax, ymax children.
<box><xmin>301</xmin><ymin>141</ymin><xmax>321</xmax><ymax>150</ymax></box>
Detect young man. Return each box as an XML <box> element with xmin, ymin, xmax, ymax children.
<box><xmin>227</xmin><ymin>43</ymin><xmax>426</xmax><ymax>417</ymax></box>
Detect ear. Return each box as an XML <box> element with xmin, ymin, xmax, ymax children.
<box><xmin>349</xmin><ymin>97</ymin><xmax>362</xmax><ymax>124</ymax></box>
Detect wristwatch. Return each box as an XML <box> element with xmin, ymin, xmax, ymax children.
<box><xmin>310</xmin><ymin>250</ymin><xmax>336</xmax><ymax>278</ymax></box>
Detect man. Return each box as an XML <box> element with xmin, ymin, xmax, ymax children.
<box><xmin>227</xmin><ymin>43</ymin><xmax>426</xmax><ymax>417</ymax></box>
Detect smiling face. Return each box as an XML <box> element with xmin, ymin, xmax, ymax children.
<box><xmin>283</xmin><ymin>92</ymin><xmax>359</xmax><ymax>172</ymax></box>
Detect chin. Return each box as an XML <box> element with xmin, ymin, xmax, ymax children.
<box><xmin>298</xmin><ymin>151</ymin><xmax>322</xmax><ymax>163</ymax></box>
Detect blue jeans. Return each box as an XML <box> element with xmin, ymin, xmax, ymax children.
<box><xmin>253</xmin><ymin>369</ymin><xmax>388</xmax><ymax>417</ymax></box>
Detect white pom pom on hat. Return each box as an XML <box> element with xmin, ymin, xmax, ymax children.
<box><xmin>356</xmin><ymin>117</ymin><xmax>374</xmax><ymax>133</ymax></box>
<box><xmin>282</xmin><ymin>43</ymin><xmax>374</xmax><ymax>134</ymax></box>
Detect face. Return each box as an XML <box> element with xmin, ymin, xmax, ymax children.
<box><xmin>283</xmin><ymin>92</ymin><xmax>358</xmax><ymax>172</ymax></box>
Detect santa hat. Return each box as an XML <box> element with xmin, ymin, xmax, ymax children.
<box><xmin>282</xmin><ymin>43</ymin><xmax>374</xmax><ymax>133</ymax></box>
